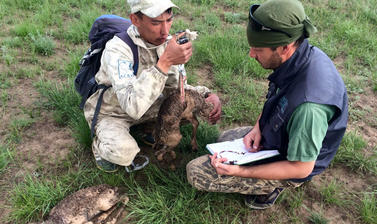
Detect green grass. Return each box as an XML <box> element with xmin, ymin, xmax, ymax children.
<box><xmin>308</xmin><ymin>210</ymin><xmax>329</xmax><ymax>224</ymax></box>
<box><xmin>14</xmin><ymin>66</ymin><xmax>41</xmax><ymax>79</ymax></box>
<box><xmin>1</xmin><ymin>36</ymin><xmax>23</xmax><ymax>48</ymax></box>
<box><xmin>224</xmin><ymin>12</ymin><xmax>245</xmax><ymax>24</ymax></box>
<box><xmin>12</xmin><ymin>23</ymin><xmax>42</xmax><ymax>38</ymax></box>
<box><xmin>0</xmin><ymin>72</ymin><xmax>12</xmax><ymax>89</ymax></box>
<box><xmin>319</xmin><ymin>180</ymin><xmax>346</xmax><ymax>206</ymax></box>
<box><xmin>63</xmin><ymin>49</ymin><xmax>86</xmax><ymax>79</ymax></box>
<box><xmin>61</xmin><ymin>11</ymin><xmax>101</xmax><ymax>44</ymax></box>
<box><xmin>7</xmin><ymin>117</ymin><xmax>35</xmax><ymax>144</ymax></box>
<box><xmin>373</xmin><ymin>72</ymin><xmax>377</xmax><ymax>92</ymax></box>
<box><xmin>8</xmin><ymin>162</ymin><xmax>249</xmax><ymax>224</ymax></box>
<box><xmin>1</xmin><ymin>45</ymin><xmax>16</xmax><ymax>66</ymax></box>
<box><xmin>124</xmin><ymin>166</ymin><xmax>247</xmax><ymax>224</ymax></box>
<box><xmin>1</xmin><ymin>90</ymin><xmax>9</xmax><ymax>111</ymax></box>
<box><xmin>0</xmin><ymin>144</ymin><xmax>13</xmax><ymax>174</ymax></box>
<box><xmin>359</xmin><ymin>191</ymin><xmax>377</xmax><ymax>224</ymax></box>
<box><xmin>35</xmin><ymin>78</ymin><xmax>81</xmax><ymax>125</ymax></box>
<box><xmin>9</xmin><ymin>175</ymin><xmax>68</xmax><ymax>223</ymax></box>
<box><xmin>333</xmin><ymin>131</ymin><xmax>377</xmax><ymax>174</ymax></box>
<box><xmin>189</xmin><ymin>27</ymin><xmax>268</xmax><ymax>124</ymax></box>
<box><xmin>29</xmin><ymin>32</ymin><xmax>56</xmax><ymax>56</ymax></box>
<box><xmin>35</xmin><ymin>78</ymin><xmax>95</xmax><ymax>149</ymax></box>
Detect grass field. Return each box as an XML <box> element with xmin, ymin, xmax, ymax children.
<box><xmin>0</xmin><ymin>0</ymin><xmax>376</xmax><ymax>223</ymax></box>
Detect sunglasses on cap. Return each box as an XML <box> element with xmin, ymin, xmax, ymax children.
<box><xmin>249</xmin><ymin>4</ymin><xmax>292</xmax><ymax>38</ymax></box>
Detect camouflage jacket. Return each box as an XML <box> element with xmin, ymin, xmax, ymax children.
<box><xmin>84</xmin><ymin>25</ymin><xmax>210</xmax><ymax>124</ymax></box>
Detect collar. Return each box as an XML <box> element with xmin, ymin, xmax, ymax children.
<box><xmin>267</xmin><ymin>39</ymin><xmax>311</xmax><ymax>89</ymax></box>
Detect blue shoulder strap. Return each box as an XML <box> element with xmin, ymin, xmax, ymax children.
<box><xmin>116</xmin><ymin>31</ymin><xmax>139</xmax><ymax>75</ymax></box>
<box><xmin>90</xmin><ymin>16</ymin><xmax>139</xmax><ymax>138</ymax></box>
<box><xmin>90</xmin><ymin>31</ymin><xmax>139</xmax><ymax>139</ymax></box>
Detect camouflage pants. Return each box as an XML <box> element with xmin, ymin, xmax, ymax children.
<box><xmin>186</xmin><ymin>126</ymin><xmax>303</xmax><ymax>195</ymax></box>
<box><xmin>187</xmin><ymin>155</ymin><xmax>302</xmax><ymax>195</ymax></box>
<box><xmin>88</xmin><ymin>100</ymin><xmax>161</xmax><ymax>167</ymax></box>
<box><xmin>92</xmin><ymin>116</ymin><xmax>140</xmax><ymax>166</ymax></box>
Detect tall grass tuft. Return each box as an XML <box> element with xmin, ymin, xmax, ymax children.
<box><xmin>9</xmin><ymin>175</ymin><xmax>68</xmax><ymax>223</ymax></box>
<box><xmin>36</xmin><ymin>79</ymin><xmax>80</xmax><ymax>125</ymax></box>
<box><xmin>69</xmin><ymin>112</ymin><xmax>92</xmax><ymax>149</ymax></box>
<box><xmin>373</xmin><ymin>72</ymin><xmax>377</xmax><ymax>92</ymax></box>
<box><xmin>0</xmin><ymin>144</ymin><xmax>12</xmax><ymax>174</ymax></box>
<box><xmin>29</xmin><ymin>32</ymin><xmax>56</xmax><ymax>56</ymax></box>
<box><xmin>308</xmin><ymin>211</ymin><xmax>329</xmax><ymax>224</ymax></box>
<box><xmin>319</xmin><ymin>180</ymin><xmax>346</xmax><ymax>206</ymax></box>
<box><xmin>1</xmin><ymin>45</ymin><xmax>16</xmax><ymax>65</ymax></box>
<box><xmin>12</xmin><ymin>23</ymin><xmax>41</xmax><ymax>38</ymax></box>
<box><xmin>7</xmin><ymin>117</ymin><xmax>35</xmax><ymax>144</ymax></box>
<box><xmin>359</xmin><ymin>191</ymin><xmax>377</xmax><ymax>224</ymax></box>
<box><xmin>63</xmin><ymin>49</ymin><xmax>84</xmax><ymax>79</ymax></box>
<box><xmin>333</xmin><ymin>131</ymin><xmax>377</xmax><ymax>174</ymax></box>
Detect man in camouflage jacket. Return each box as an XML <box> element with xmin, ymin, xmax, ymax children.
<box><xmin>84</xmin><ymin>0</ymin><xmax>221</xmax><ymax>172</ymax></box>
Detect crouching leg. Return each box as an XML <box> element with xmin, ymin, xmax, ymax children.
<box><xmin>92</xmin><ymin>117</ymin><xmax>141</xmax><ymax>171</ymax></box>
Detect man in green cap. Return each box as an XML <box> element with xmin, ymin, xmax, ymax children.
<box><xmin>186</xmin><ymin>0</ymin><xmax>348</xmax><ymax>210</ymax></box>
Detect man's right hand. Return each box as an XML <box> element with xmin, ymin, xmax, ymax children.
<box><xmin>156</xmin><ymin>33</ymin><xmax>193</xmax><ymax>74</ymax></box>
<box><xmin>243</xmin><ymin>125</ymin><xmax>262</xmax><ymax>152</ymax></box>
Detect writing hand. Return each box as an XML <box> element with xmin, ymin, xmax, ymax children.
<box><xmin>243</xmin><ymin>127</ymin><xmax>262</xmax><ymax>152</ymax></box>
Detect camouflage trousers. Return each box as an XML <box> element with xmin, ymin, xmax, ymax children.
<box><xmin>88</xmin><ymin>100</ymin><xmax>161</xmax><ymax>167</ymax></box>
<box><xmin>186</xmin><ymin>155</ymin><xmax>303</xmax><ymax>195</ymax></box>
<box><xmin>92</xmin><ymin>116</ymin><xmax>140</xmax><ymax>166</ymax></box>
<box><xmin>186</xmin><ymin>126</ymin><xmax>303</xmax><ymax>195</ymax></box>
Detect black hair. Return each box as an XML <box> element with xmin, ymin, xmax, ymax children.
<box><xmin>293</xmin><ymin>35</ymin><xmax>305</xmax><ymax>47</ymax></box>
<box><xmin>270</xmin><ymin>35</ymin><xmax>306</xmax><ymax>51</ymax></box>
<box><xmin>270</xmin><ymin>46</ymin><xmax>278</xmax><ymax>51</ymax></box>
<box><xmin>135</xmin><ymin>11</ymin><xmax>144</xmax><ymax>19</ymax></box>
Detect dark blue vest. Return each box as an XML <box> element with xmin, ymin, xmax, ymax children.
<box><xmin>259</xmin><ymin>39</ymin><xmax>348</xmax><ymax>182</ymax></box>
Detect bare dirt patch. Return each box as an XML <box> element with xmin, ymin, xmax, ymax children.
<box><xmin>15</xmin><ymin>114</ymin><xmax>74</xmax><ymax>177</ymax></box>
<box><xmin>0</xmin><ymin>78</ymin><xmax>39</xmax><ymax>132</ymax></box>
<box><xmin>0</xmin><ymin>73</ymin><xmax>74</xmax><ymax>223</ymax></box>
<box><xmin>0</xmin><ymin>114</ymin><xmax>74</xmax><ymax>223</ymax></box>
<box><xmin>194</xmin><ymin>64</ymin><xmax>214</xmax><ymax>88</ymax></box>
<box><xmin>351</xmin><ymin>89</ymin><xmax>377</xmax><ymax>149</ymax></box>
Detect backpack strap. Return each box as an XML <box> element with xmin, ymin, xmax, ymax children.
<box><xmin>91</xmin><ymin>84</ymin><xmax>111</xmax><ymax>138</ymax></box>
<box><xmin>91</xmin><ymin>31</ymin><xmax>139</xmax><ymax>138</ymax></box>
<box><xmin>78</xmin><ymin>48</ymin><xmax>103</xmax><ymax>109</ymax></box>
<box><xmin>116</xmin><ymin>31</ymin><xmax>139</xmax><ymax>74</ymax></box>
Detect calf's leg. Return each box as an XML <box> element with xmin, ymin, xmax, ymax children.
<box><xmin>185</xmin><ymin>115</ymin><xmax>199</xmax><ymax>151</ymax></box>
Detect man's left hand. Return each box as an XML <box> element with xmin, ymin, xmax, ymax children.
<box><xmin>205</xmin><ymin>93</ymin><xmax>221</xmax><ymax>124</ymax></box>
<box><xmin>209</xmin><ymin>153</ymin><xmax>240</xmax><ymax>176</ymax></box>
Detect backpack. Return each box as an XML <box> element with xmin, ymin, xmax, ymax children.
<box><xmin>74</xmin><ymin>15</ymin><xmax>139</xmax><ymax>137</ymax></box>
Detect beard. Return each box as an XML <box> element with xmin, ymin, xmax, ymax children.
<box><xmin>259</xmin><ymin>51</ymin><xmax>283</xmax><ymax>70</ymax></box>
